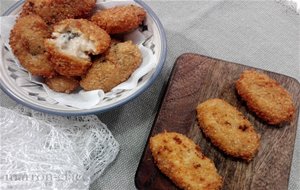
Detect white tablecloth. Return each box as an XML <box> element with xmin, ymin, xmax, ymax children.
<box><xmin>1</xmin><ymin>1</ymin><xmax>299</xmax><ymax>189</ymax></box>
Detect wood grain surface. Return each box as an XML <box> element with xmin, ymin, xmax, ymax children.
<box><xmin>135</xmin><ymin>53</ymin><xmax>300</xmax><ymax>190</ymax></box>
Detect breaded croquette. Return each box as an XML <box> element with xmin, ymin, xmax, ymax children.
<box><xmin>196</xmin><ymin>99</ymin><xmax>260</xmax><ymax>161</ymax></box>
<box><xmin>45</xmin><ymin>19</ymin><xmax>111</xmax><ymax>76</ymax></box>
<box><xmin>149</xmin><ymin>132</ymin><xmax>223</xmax><ymax>190</ymax></box>
<box><xmin>45</xmin><ymin>75</ymin><xmax>79</xmax><ymax>94</ymax></box>
<box><xmin>20</xmin><ymin>0</ymin><xmax>96</xmax><ymax>24</ymax></box>
<box><xmin>105</xmin><ymin>41</ymin><xmax>142</xmax><ymax>81</ymax></box>
<box><xmin>80</xmin><ymin>59</ymin><xmax>120</xmax><ymax>92</ymax></box>
<box><xmin>80</xmin><ymin>41</ymin><xmax>142</xmax><ymax>92</ymax></box>
<box><xmin>9</xmin><ymin>15</ymin><xmax>55</xmax><ymax>78</ymax></box>
<box><xmin>91</xmin><ymin>5</ymin><xmax>146</xmax><ymax>34</ymax></box>
<box><xmin>236</xmin><ymin>70</ymin><xmax>295</xmax><ymax>125</ymax></box>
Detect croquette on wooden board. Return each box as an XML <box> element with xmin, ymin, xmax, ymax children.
<box><xmin>236</xmin><ymin>70</ymin><xmax>295</xmax><ymax>125</ymax></box>
<box><xmin>150</xmin><ymin>132</ymin><xmax>223</xmax><ymax>190</ymax></box>
<box><xmin>196</xmin><ymin>99</ymin><xmax>260</xmax><ymax>162</ymax></box>
<box><xmin>135</xmin><ymin>53</ymin><xmax>300</xmax><ymax>190</ymax></box>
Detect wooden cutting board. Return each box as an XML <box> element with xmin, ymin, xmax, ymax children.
<box><xmin>135</xmin><ymin>53</ymin><xmax>300</xmax><ymax>190</ymax></box>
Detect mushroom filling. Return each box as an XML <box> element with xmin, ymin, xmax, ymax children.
<box><xmin>52</xmin><ymin>31</ymin><xmax>96</xmax><ymax>60</ymax></box>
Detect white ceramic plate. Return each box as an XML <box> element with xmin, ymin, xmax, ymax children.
<box><xmin>0</xmin><ymin>0</ymin><xmax>167</xmax><ymax>115</ymax></box>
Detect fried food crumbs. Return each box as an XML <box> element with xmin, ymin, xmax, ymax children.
<box><xmin>149</xmin><ymin>132</ymin><xmax>223</xmax><ymax>190</ymax></box>
<box><xmin>236</xmin><ymin>70</ymin><xmax>295</xmax><ymax>125</ymax></box>
<box><xmin>91</xmin><ymin>5</ymin><xmax>146</xmax><ymax>34</ymax></box>
<box><xmin>196</xmin><ymin>99</ymin><xmax>260</xmax><ymax>161</ymax></box>
<box><xmin>9</xmin><ymin>14</ymin><xmax>55</xmax><ymax>78</ymax></box>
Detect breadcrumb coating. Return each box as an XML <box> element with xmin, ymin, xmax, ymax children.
<box><xmin>80</xmin><ymin>41</ymin><xmax>142</xmax><ymax>91</ymax></box>
<box><xmin>51</xmin><ymin>19</ymin><xmax>111</xmax><ymax>55</ymax></box>
<box><xmin>197</xmin><ymin>99</ymin><xmax>260</xmax><ymax>161</ymax></box>
<box><xmin>45</xmin><ymin>19</ymin><xmax>111</xmax><ymax>76</ymax></box>
<box><xmin>20</xmin><ymin>0</ymin><xmax>96</xmax><ymax>24</ymax></box>
<box><xmin>236</xmin><ymin>70</ymin><xmax>295</xmax><ymax>125</ymax></box>
<box><xmin>9</xmin><ymin>14</ymin><xmax>55</xmax><ymax>78</ymax></box>
<box><xmin>150</xmin><ymin>132</ymin><xmax>223</xmax><ymax>190</ymax></box>
<box><xmin>45</xmin><ymin>75</ymin><xmax>79</xmax><ymax>94</ymax></box>
<box><xmin>91</xmin><ymin>5</ymin><xmax>146</xmax><ymax>34</ymax></box>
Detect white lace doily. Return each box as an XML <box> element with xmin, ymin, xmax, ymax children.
<box><xmin>0</xmin><ymin>106</ymin><xmax>119</xmax><ymax>190</ymax></box>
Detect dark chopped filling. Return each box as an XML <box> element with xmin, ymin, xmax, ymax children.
<box><xmin>61</xmin><ymin>31</ymin><xmax>80</xmax><ymax>41</ymax></box>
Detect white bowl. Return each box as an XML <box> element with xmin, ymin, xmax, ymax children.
<box><xmin>0</xmin><ymin>0</ymin><xmax>167</xmax><ymax>115</ymax></box>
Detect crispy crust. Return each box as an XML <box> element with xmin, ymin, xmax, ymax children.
<box><xmin>236</xmin><ymin>70</ymin><xmax>295</xmax><ymax>125</ymax></box>
<box><xmin>80</xmin><ymin>41</ymin><xmax>142</xmax><ymax>91</ymax></box>
<box><xmin>149</xmin><ymin>132</ymin><xmax>223</xmax><ymax>190</ymax></box>
<box><xmin>20</xmin><ymin>0</ymin><xmax>96</xmax><ymax>24</ymax></box>
<box><xmin>196</xmin><ymin>99</ymin><xmax>260</xmax><ymax>161</ymax></box>
<box><xmin>79</xmin><ymin>59</ymin><xmax>120</xmax><ymax>92</ymax></box>
<box><xmin>53</xmin><ymin>19</ymin><xmax>111</xmax><ymax>54</ymax></box>
<box><xmin>9</xmin><ymin>14</ymin><xmax>55</xmax><ymax>78</ymax></box>
<box><xmin>91</xmin><ymin>5</ymin><xmax>146</xmax><ymax>34</ymax></box>
<box><xmin>45</xmin><ymin>75</ymin><xmax>79</xmax><ymax>94</ymax></box>
<box><xmin>44</xmin><ymin>41</ymin><xmax>92</xmax><ymax>77</ymax></box>
<box><xmin>44</xmin><ymin>19</ymin><xmax>111</xmax><ymax>76</ymax></box>
<box><xmin>105</xmin><ymin>41</ymin><xmax>142</xmax><ymax>81</ymax></box>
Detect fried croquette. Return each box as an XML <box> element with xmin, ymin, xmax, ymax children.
<box><xmin>149</xmin><ymin>132</ymin><xmax>223</xmax><ymax>190</ymax></box>
<box><xmin>45</xmin><ymin>75</ymin><xmax>79</xmax><ymax>94</ymax></box>
<box><xmin>80</xmin><ymin>59</ymin><xmax>120</xmax><ymax>92</ymax></box>
<box><xmin>20</xmin><ymin>0</ymin><xmax>96</xmax><ymax>24</ymax></box>
<box><xmin>9</xmin><ymin>14</ymin><xmax>55</xmax><ymax>78</ymax></box>
<box><xmin>80</xmin><ymin>41</ymin><xmax>142</xmax><ymax>92</ymax></box>
<box><xmin>236</xmin><ymin>70</ymin><xmax>295</xmax><ymax>125</ymax></box>
<box><xmin>45</xmin><ymin>19</ymin><xmax>111</xmax><ymax>76</ymax></box>
<box><xmin>91</xmin><ymin>5</ymin><xmax>146</xmax><ymax>34</ymax></box>
<box><xmin>196</xmin><ymin>99</ymin><xmax>260</xmax><ymax>161</ymax></box>
<box><xmin>105</xmin><ymin>41</ymin><xmax>142</xmax><ymax>80</ymax></box>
